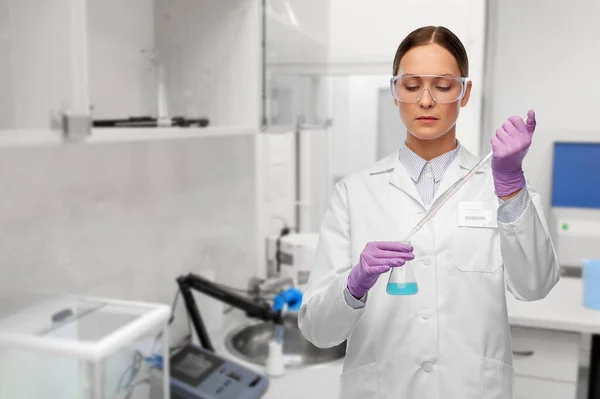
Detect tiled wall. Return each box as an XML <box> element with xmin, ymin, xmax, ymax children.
<box><xmin>0</xmin><ymin>134</ymin><xmax>257</xmax><ymax>340</ymax></box>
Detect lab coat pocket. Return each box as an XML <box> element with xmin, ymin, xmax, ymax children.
<box><xmin>452</xmin><ymin>226</ymin><xmax>503</xmax><ymax>273</ymax></box>
<box><xmin>339</xmin><ymin>362</ymin><xmax>379</xmax><ymax>399</ymax></box>
<box><xmin>482</xmin><ymin>357</ymin><xmax>514</xmax><ymax>399</ymax></box>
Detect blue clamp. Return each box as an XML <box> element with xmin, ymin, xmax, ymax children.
<box><xmin>144</xmin><ymin>354</ymin><xmax>163</xmax><ymax>369</ymax></box>
<box><xmin>272</xmin><ymin>288</ymin><xmax>303</xmax><ymax>311</ymax></box>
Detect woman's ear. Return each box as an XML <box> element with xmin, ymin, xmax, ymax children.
<box><xmin>460</xmin><ymin>80</ymin><xmax>472</xmax><ymax>108</ymax></box>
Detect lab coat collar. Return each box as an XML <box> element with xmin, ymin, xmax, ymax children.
<box><xmin>369</xmin><ymin>145</ymin><xmax>488</xmax><ymax>175</ymax></box>
<box><xmin>369</xmin><ymin>150</ymin><xmax>399</xmax><ymax>175</ymax></box>
<box><xmin>399</xmin><ymin>141</ymin><xmax>460</xmax><ymax>184</ymax></box>
<box><xmin>369</xmin><ymin>149</ymin><xmax>421</xmax><ymax>206</ymax></box>
<box><xmin>369</xmin><ymin>145</ymin><xmax>488</xmax><ymax>207</ymax></box>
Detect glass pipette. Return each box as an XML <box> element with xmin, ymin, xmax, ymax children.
<box><xmin>403</xmin><ymin>150</ymin><xmax>492</xmax><ymax>241</ymax></box>
<box><xmin>386</xmin><ymin>115</ymin><xmax>528</xmax><ymax>295</ymax></box>
<box><xmin>403</xmin><ymin>115</ymin><xmax>528</xmax><ymax>241</ymax></box>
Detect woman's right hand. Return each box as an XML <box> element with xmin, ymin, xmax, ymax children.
<box><xmin>347</xmin><ymin>241</ymin><xmax>415</xmax><ymax>299</ymax></box>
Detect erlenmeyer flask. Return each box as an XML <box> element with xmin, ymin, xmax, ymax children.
<box><xmin>386</xmin><ymin>241</ymin><xmax>419</xmax><ymax>295</ymax></box>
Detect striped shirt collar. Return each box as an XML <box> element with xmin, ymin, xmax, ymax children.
<box><xmin>399</xmin><ymin>141</ymin><xmax>461</xmax><ymax>183</ymax></box>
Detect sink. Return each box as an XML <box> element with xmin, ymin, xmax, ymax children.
<box><xmin>224</xmin><ymin>313</ymin><xmax>346</xmax><ymax>367</ymax></box>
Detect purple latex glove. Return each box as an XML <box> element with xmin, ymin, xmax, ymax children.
<box><xmin>347</xmin><ymin>241</ymin><xmax>415</xmax><ymax>299</ymax></box>
<box><xmin>490</xmin><ymin>109</ymin><xmax>537</xmax><ymax>197</ymax></box>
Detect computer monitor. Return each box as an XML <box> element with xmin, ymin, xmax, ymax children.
<box><xmin>552</xmin><ymin>142</ymin><xmax>600</xmax><ymax>209</ymax></box>
<box><xmin>551</xmin><ymin>141</ymin><xmax>600</xmax><ymax>267</ymax></box>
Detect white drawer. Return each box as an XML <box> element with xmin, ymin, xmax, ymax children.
<box><xmin>514</xmin><ymin>375</ymin><xmax>577</xmax><ymax>399</ymax></box>
<box><xmin>510</xmin><ymin>326</ymin><xmax>580</xmax><ymax>383</ymax></box>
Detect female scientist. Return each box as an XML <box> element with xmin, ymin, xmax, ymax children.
<box><xmin>298</xmin><ymin>26</ymin><xmax>559</xmax><ymax>399</ymax></box>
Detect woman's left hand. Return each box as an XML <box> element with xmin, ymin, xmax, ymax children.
<box><xmin>490</xmin><ymin>109</ymin><xmax>536</xmax><ymax>197</ymax></box>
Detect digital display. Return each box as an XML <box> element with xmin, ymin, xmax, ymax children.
<box><xmin>174</xmin><ymin>353</ymin><xmax>214</xmax><ymax>379</ymax></box>
<box><xmin>170</xmin><ymin>345</ymin><xmax>225</xmax><ymax>387</ymax></box>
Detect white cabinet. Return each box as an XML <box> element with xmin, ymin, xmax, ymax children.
<box><xmin>511</xmin><ymin>326</ymin><xmax>580</xmax><ymax>399</ymax></box>
<box><xmin>0</xmin><ymin>0</ymin><xmax>87</xmax><ymax>131</ymax></box>
<box><xmin>87</xmin><ymin>0</ymin><xmax>332</xmax><ymax>131</ymax></box>
<box><xmin>0</xmin><ymin>0</ymin><xmax>264</xmax><ymax>136</ymax></box>
<box><xmin>87</xmin><ymin>0</ymin><xmax>155</xmax><ymax>121</ymax></box>
<box><xmin>88</xmin><ymin>0</ymin><xmax>261</xmax><ymax>129</ymax></box>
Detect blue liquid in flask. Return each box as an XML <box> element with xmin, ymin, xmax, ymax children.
<box><xmin>386</xmin><ymin>282</ymin><xmax>419</xmax><ymax>296</ymax></box>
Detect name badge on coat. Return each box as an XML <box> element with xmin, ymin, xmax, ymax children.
<box><xmin>458</xmin><ymin>201</ymin><xmax>498</xmax><ymax>228</ymax></box>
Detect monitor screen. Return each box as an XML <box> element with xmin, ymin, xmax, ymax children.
<box><xmin>170</xmin><ymin>346</ymin><xmax>224</xmax><ymax>387</ymax></box>
<box><xmin>174</xmin><ymin>353</ymin><xmax>214</xmax><ymax>379</ymax></box>
<box><xmin>552</xmin><ymin>142</ymin><xmax>600</xmax><ymax>209</ymax></box>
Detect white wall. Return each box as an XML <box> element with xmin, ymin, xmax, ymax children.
<box><xmin>0</xmin><ymin>136</ymin><xmax>259</xmax><ymax>344</ymax></box>
<box><xmin>0</xmin><ymin>0</ymin><xmax>12</xmax><ymax>129</ymax></box>
<box><xmin>299</xmin><ymin>128</ymin><xmax>331</xmax><ymax>232</ymax></box>
<box><xmin>327</xmin><ymin>0</ymin><xmax>486</xmax><ymax>181</ymax></box>
<box><xmin>482</xmin><ymin>0</ymin><xmax>600</xmax><ymax>214</ymax></box>
<box><xmin>330</xmin><ymin>75</ymin><xmax>392</xmax><ymax>179</ymax></box>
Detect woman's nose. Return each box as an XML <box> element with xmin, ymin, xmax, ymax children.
<box><xmin>418</xmin><ymin>88</ymin><xmax>435</xmax><ymax>108</ymax></box>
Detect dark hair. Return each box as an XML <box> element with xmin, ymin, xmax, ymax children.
<box><xmin>392</xmin><ymin>26</ymin><xmax>469</xmax><ymax>77</ymax></box>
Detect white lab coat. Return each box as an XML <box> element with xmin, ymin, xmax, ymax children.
<box><xmin>298</xmin><ymin>146</ymin><xmax>560</xmax><ymax>399</ymax></box>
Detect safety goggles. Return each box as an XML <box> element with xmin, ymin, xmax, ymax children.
<box><xmin>390</xmin><ymin>74</ymin><xmax>469</xmax><ymax>104</ymax></box>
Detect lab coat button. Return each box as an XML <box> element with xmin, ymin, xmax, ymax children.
<box><xmin>422</xmin><ymin>362</ymin><xmax>433</xmax><ymax>372</ymax></box>
<box><xmin>420</xmin><ymin>310</ymin><xmax>433</xmax><ymax>320</ymax></box>
<box><xmin>422</xmin><ymin>258</ymin><xmax>431</xmax><ymax>266</ymax></box>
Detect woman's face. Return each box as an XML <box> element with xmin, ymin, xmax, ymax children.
<box><xmin>394</xmin><ymin>43</ymin><xmax>472</xmax><ymax>141</ymax></box>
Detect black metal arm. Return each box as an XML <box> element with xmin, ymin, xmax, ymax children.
<box><xmin>176</xmin><ymin>273</ymin><xmax>282</xmax><ymax>352</ymax></box>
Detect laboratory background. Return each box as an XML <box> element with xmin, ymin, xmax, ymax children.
<box><xmin>0</xmin><ymin>0</ymin><xmax>598</xmax><ymax>398</ymax></box>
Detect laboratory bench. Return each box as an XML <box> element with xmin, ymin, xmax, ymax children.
<box><xmin>203</xmin><ymin>276</ymin><xmax>600</xmax><ymax>399</ymax></box>
<box><xmin>506</xmin><ymin>276</ymin><xmax>600</xmax><ymax>399</ymax></box>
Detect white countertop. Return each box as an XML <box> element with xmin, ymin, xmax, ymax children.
<box><xmin>207</xmin><ymin>276</ymin><xmax>600</xmax><ymax>399</ymax></box>
<box><xmin>506</xmin><ymin>276</ymin><xmax>600</xmax><ymax>334</ymax></box>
